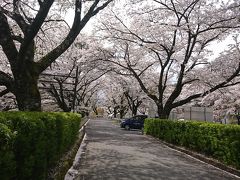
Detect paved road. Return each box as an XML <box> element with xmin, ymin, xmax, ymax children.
<box><xmin>74</xmin><ymin>118</ymin><xmax>239</xmax><ymax>180</ymax></box>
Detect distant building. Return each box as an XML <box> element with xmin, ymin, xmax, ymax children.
<box><xmin>148</xmin><ymin>101</ymin><xmax>213</xmax><ymax>122</ymax></box>
<box><xmin>183</xmin><ymin>106</ymin><xmax>213</xmax><ymax>122</ymax></box>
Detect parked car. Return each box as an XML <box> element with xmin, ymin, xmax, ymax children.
<box><xmin>120</xmin><ymin>115</ymin><xmax>148</xmax><ymax>130</ymax></box>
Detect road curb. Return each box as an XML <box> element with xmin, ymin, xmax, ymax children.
<box><xmin>64</xmin><ymin>119</ymin><xmax>90</xmax><ymax>180</ymax></box>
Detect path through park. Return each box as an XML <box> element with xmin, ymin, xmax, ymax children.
<box><xmin>68</xmin><ymin>118</ymin><xmax>239</xmax><ymax>180</ymax></box>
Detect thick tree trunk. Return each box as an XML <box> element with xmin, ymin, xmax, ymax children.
<box><xmin>14</xmin><ymin>73</ymin><xmax>41</xmax><ymax>111</ymax></box>
<box><xmin>157</xmin><ymin>105</ymin><xmax>171</xmax><ymax>119</ymax></box>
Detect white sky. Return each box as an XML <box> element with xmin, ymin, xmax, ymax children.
<box><xmin>64</xmin><ymin>8</ymin><xmax>95</xmax><ymax>35</ymax></box>
<box><xmin>208</xmin><ymin>33</ymin><xmax>239</xmax><ymax>61</ymax></box>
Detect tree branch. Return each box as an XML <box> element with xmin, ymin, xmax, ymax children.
<box><xmin>0</xmin><ymin>71</ymin><xmax>14</xmax><ymax>92</ymax></box>
<box><xmin>0</xmin><ymin>4</ymin><xmax>29</xmax><ymax>33</ymax></box>
<box><xmin>18</xmin><ymin>0</ymin><xmax>54</xmax><ymax>58</ymax></box>
<box><xmin>0</xmin><ymin>10</ymin><xmax>19</xmax><ymax>67</ymax></box>
<box><xmin>0</xmin><ymin>89</ymin><xmax>10</xmax><ymax>97</ymax></box>
<box><xmin>37</xmin><ymin>0</ymin><xmax>113</xmax><ymax>73</ymax></box>
<box><xmin>172</xmin><ymin>62</ymin><xmax>240</xmax><ymax>108</ymax></box>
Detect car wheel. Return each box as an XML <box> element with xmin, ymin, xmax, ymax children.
<box><xmin>125</xmin><ymin>125</ymin><xmax>130</xmax><ymax>130</ymax></box>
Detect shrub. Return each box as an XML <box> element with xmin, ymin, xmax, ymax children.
<box><xmin>0</xmin><ymin>112</ymin><xmax>81</xmax><ymax>180</ymax></box>
<box><xmin>0</xmin><ymin>123</ymin><xmax>16</xmax><ymax>179</ymax></box>
<box><xmin>144</xmin><ymin>119</ymin><xmax>240</xmax><ymax>169</ymax></box>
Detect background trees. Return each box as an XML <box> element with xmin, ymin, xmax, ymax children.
<box><xmin>94</xmin><ymin>0</ymin><xmax>240</xmax><ymax>118</ymax></box>
<box><xmin>101</xmin><ymin>75</ymin><xmax>129</xmax><ymax>118</ymax></box>
<box><xmin>39</xmin><ymin>37</ymin><xmax>110</xmax><ymax>112</ymax></box>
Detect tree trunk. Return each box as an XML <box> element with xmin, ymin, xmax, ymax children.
<box><xmin>113</xmin><ymin>107</ymin><xmax>118</xmax><ymax>118</ymax></box>
<box><xmin>92</xmin><ymin>105</ymin><xmax>98</xmax><ymax>115</ymax></box>
<box><xmin>132</xmin><ymin>105</ymin><xmax>137</xmax><ymax>116</ymax></box>
<box><xmin>14</xmin><ymin>73</ymin><xmax>41</xmax><ymax>111</ymax></box>
<box><xmin>49</xmin><ymin>84</ymin><xmax>71</xmax><ymax>112</ymax></box>
<box><xmin>120</xmin><ymin>107</ymin><xmax>126</xmax><ymax>119</ymax></box>
<box><xmin>157</xmin><ymin>105</ymin><xmax>171</xmax><ymax>119</ymax></box>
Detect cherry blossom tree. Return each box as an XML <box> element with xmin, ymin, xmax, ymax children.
<box><xmin>34</xmin><ymin>35</ymin><xmax>111</xmax><ymax>113</ymax></box>
<box><xmin>202</xmin><ymin>87</ymin><xmax>240</xmax><ymax>118</ymax></box>
<box><xmin>119</xmin><ymin>77</ymin><xmax>147</xmax><ymax>116</ymax></box>
<box><xmin>124</xmin><ymin>88</ymin><xmax>144</xmax><ymax>116</ymax></box>
<box><xmin>100</xmin><ymin>74</ymin><xmax>129</xmax><ymax>118</ymax></box>
<box><xmin>46</xmin><ymin>60</ymin><xmax>110</xmax><ymax>112</ymax></box>
<box><xmin>0</xmin><ymin>0</ymin><xmax>113</xmax><ymax>111</ymax></box>
<box><xmin>95</xmin><ymin>0</ymin><xmax>240</xmax><ymax>118</ymax></box>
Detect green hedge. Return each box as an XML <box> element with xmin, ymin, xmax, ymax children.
<box><xmin>144</xmin><ymin>119</ymin><xmax>240</xmax><ymax>169</ymax></box>
<box><xmin>0</xmin><ymin>112</ymin><xmax>81</xmax><ymax>180</ymax></box>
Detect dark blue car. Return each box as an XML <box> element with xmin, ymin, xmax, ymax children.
<box><xmin>120</xmin><ymin>115</ymin><xmax>148</xmax><ymax>130</ymax></box>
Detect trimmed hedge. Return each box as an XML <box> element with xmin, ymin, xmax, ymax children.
<box><xmin>144</xmin><ymin>119</ymin><xmax>240</xmax><ymax>169</ymax></box>
<box><xmin>0</xmin><ymin>112</ymin><xmax>81</xmax><ymax>180</ymax></box>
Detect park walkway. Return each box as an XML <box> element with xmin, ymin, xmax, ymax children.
<box><xmin>72</xmin><ymin>118</ymin><xmax>239</xmax><ymax>180</ymax></box>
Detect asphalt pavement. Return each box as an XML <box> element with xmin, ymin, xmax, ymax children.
<box><xmin>73</xmin><ymin>118</ymin><xmax>239</xmax><ymax>180</ymax></box>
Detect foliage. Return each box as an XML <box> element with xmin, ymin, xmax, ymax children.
<box><xmin>0</xmin><ymin>0</ymin><xmax>113</xmax><ymax>111</ymax></box>
<box><xmin>200</xmin><ymin>85</ymin><xmax>240</xmax><ymax>120</ymax></box>
<box><xmin>42</xmin><ymin>40</ymin><xmax>110</xmax><ymax>113</ymax></box>
<box><xmin>0</xmin><ymin>122</ymin><xmax>16</xmax><ymax>179</ymax></box>
<box><xmin>0</xmin><ymin>112</ymin><xmax>81</xmax><ymax>180</ymax></box>
<box><xmin>144</xmin><ymin>119</ymin><xmax>240</xmax><ymax>169</ymax></box>
<box><xmin>95</xmin><ymin>0</ymin><xmax>240</xmax><ymax>118</ymax></box>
